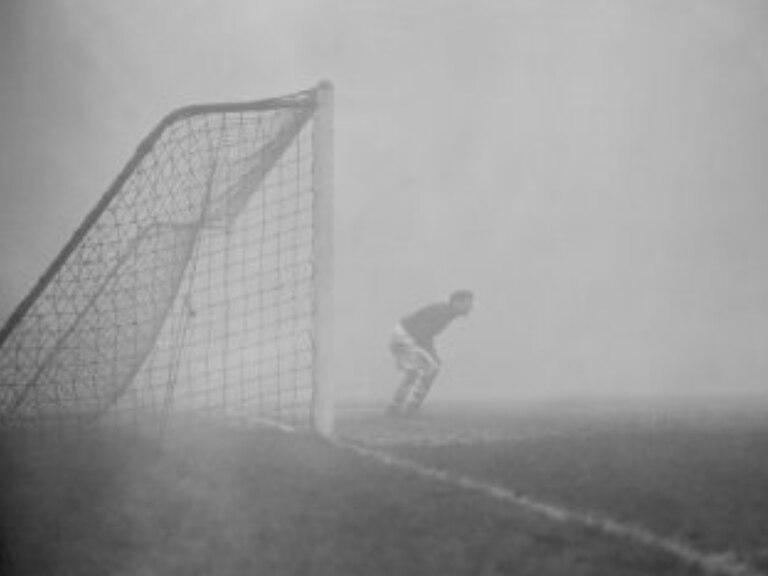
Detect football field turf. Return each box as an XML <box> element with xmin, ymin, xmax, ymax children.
<box><xmin>2</xmin><ymin>399</ymin><xmax>766</xmax><ymax>575</ymax></box>
<box><xmin>338</xmin><ymin>398</ymin><xmax>768</xmax><ymax>574</ymax></box>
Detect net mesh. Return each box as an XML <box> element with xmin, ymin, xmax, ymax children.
<box><xmin>0</xmin><ymin>87</ymin><xmax>325</xmax><ymax>430</ymax></box>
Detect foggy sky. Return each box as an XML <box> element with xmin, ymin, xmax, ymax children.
<box><xmin>1</xmin><ymin>0</ymin><xmax>767</xmax><ymax>402</ymax></box>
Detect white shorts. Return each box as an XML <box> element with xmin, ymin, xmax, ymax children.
<box><xmin>389</xmin><ymin>324</ymin><xmax>440</xmax><ymax>375</ymax></box>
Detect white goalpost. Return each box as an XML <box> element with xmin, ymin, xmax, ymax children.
<box><xmin>311</xmin><ymin>81</ymin><xmax>335</xmax><ymax>436</ymax></box>
<box><xmin>0</xmin><ymin>81</ymin><xmax>335</xmax><ymax>436</ymax></box>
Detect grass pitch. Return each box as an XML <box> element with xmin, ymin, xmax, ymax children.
<box><xmin>2</xmin><ymin>399</ymin><xmax>765</xmax><ymax>575</ymax></box>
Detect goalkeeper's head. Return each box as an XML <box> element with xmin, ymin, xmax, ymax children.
<box><xmin>449</xmin><ymin>290</ymin><xmax>474</xmax><ymax>316</ymax></box>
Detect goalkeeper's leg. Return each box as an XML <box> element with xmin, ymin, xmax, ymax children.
<box><xmin>389</xmin><ymin>370</ymin><xmax>418</xmax><ymax>414</ymax></box>
<box><xmin>405</xmin><ymin>368</ymin><xmax>438</xmax><ymax>415</ymax></box>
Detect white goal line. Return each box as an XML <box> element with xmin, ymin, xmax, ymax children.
<box><xmin>229</xmin><ymin>417</ymin><xmax>761</xmax><ymax>576</ymax></box>
<box><xmin>329</xmin><ymin>436</ymin><xmax>763</xmax><ymax>576</ymax></box>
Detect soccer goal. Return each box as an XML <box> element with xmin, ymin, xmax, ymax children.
<box><xmin>0</xmin><ymin>82</ymin><xmax>335</xmax><ymax>436</ymax></box>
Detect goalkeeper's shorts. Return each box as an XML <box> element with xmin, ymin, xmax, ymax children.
<box><xmin>389</xmin><ymin>324</ymin><xmax>439</xmax><ymax>376</ymax></box>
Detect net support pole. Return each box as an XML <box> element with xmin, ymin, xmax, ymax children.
<box><xmin>312</xmin><ymin>80</ymin><xmax>335</xmax><ymax>437</ymax></box>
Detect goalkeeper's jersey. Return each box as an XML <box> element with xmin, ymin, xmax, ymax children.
<box><xmin>400</xmin><ymin>303</ymin><xmax>459</xmax><ymax>354</ymax></box>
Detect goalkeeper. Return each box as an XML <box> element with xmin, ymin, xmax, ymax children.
<box><xmin>388</xmin><ymin>290</ymin><xmax>473</xmax><ymax>415</ymax></box>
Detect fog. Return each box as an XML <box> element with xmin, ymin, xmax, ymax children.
<box><xmin>1</xmin><ymin>0</ymin><xmax>767</xmax><ymax>405</ymax></box>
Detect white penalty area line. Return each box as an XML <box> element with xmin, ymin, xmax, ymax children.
<box><xmin>329</xmin><ymin>437</ymin><xmax>763</xmax><ymax>576</ymax></box>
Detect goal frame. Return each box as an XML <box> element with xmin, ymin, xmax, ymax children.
<box><xmin>311</xmin><ymin>81</ymin><xmax>335</xmax><ymax>436</ymax></box>
<box><xmin>0</xmin><ymin>81</ymin><xmax>335</xmax><ymax>436</ymax></box>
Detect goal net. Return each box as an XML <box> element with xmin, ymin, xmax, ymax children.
<box><xmin>0</xmin><ymin>82</ymin><xmax>334</xmax><ymax>435</ymax></box>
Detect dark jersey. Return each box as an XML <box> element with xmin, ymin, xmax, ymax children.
<box><xmin>400</xmin><ymin>303</ymin><xmax>459</xmax><ymax>355</ymax></box>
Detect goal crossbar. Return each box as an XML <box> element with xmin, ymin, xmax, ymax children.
<box><xmin>0</xmin><ymin>82</ymin><xmax>334</xmax><ymax>436</ymax></box>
